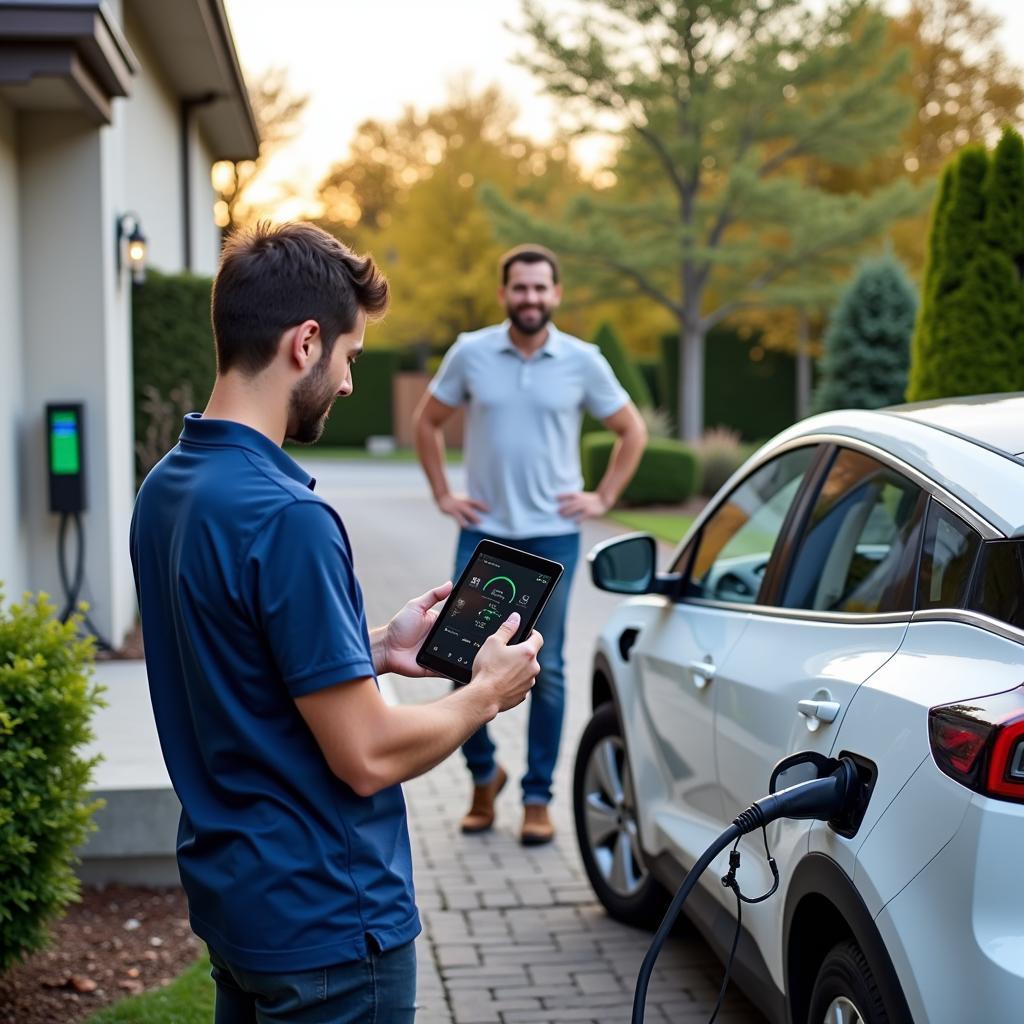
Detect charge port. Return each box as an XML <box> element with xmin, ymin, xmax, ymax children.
<box><xmin>828</xmin><ymin>752</ymin><xmax>877</xmax><ymax>839</ymax></box>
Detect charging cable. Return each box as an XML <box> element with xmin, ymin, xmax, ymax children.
<box><xmin>57</xmin><ymin>510</ymin><xmax>112</xmax><ymax>650</ymax></box>
<box><xmin>631</xmin><ymin>758</ymin><xmax>858</xmax><ymax>1024</ymax></box>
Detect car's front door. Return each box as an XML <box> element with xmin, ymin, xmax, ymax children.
<box><xmin>630</xmin><ymin>444</ymin><xmax>821</xmax><ymax>869</ymax></box>
<box><xmin>712</xmin><ymin>445</ymin><xmax>926</xmax><ymax>905</ymax></box>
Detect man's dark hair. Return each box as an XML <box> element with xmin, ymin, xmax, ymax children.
<box><xmin>499</xmin><ymin>244</ymin><xmax>560</xmax><ymax>286</ymax></box>
<box><xmin>212</xmin><ymin>222</ymin><xmax>389</xmax><ymax>375</ymax></box>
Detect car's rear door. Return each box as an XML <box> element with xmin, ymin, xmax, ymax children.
<box><xmin>711</xmin><ymin>444</ymin><xmax>927</xmax><ymax>912</ymax></box>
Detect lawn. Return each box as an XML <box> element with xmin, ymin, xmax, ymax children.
<box><xmin>86</xmin><ymin>956</ymin><xmax>213</xmax><ymax>1024</ymax></box>
<box><xmin>609</xmin><ymin>510</ymin><xmax>695</xmax><ymax>544</ymax></box>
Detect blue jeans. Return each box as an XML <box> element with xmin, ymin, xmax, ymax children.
<box><xmin>454</xmin><ymin>529</ymin><xmax>580</xmax><ymax>805</ymax></box>
<box><xmin>209</xmin><ymin>941</ymin><xmax>416</xmax><ymax>1023</ymax></box>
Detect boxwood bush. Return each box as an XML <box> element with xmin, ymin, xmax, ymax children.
<box><xmin>582</xmin><ymin>433</ymin><xmax>698</xmax><ymax>506</ymax></box>
<box><xmin>0</xmin><ymin>592</ymin><xmax>105</xmax><ymax>971</ymax></box>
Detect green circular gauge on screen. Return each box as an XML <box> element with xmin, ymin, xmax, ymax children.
<box><xmin>483</xmin><ymin>575</ymin><xmax>517</xmax><ymax>602</ymax></box>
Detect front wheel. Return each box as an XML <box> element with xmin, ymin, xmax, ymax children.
<box><xmin>808</xmin><ymin>941</ymin><xmax>889</xmax><ymax>1024</ymax></box>
<box><xmin>573</xmin><ymin>702</ymin><xmax>668</xmax><ymax>928</ymax></box>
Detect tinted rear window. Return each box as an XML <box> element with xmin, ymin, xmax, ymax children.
<box><xmin>970</xmin><ymin>541</ymin><xmax>1024</xmax><ymax>630</ymax></box>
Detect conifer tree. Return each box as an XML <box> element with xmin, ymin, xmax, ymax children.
<box><xmin>814</xmin><ymin>252</ymin><xmax>917</xmax><ymax>413</ymax></box>
<box><xmin>907</xmin><ymin>127</ymin><xmax>1024</xmax><ymax>400</ymax></box>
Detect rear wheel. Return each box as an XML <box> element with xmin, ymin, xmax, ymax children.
<box><xmin>808</xmin><ymin>941</ymin><xmax>889</xmax><ymax>1024</ymax></box>
<box><xmin>573</xmin><ymin>702</ymin><xmax>668</xmax><ymax>927</ymax></box>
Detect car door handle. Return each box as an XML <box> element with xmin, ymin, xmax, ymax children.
<box><xmin>797</xmin><ymin>698</ymin><xmax>841</xmax><ymax>730</ymax></box>
<box><xmin>687</xmin><ymin>658</ymin><xmax>716</xmax><ymax>689</ymax></box>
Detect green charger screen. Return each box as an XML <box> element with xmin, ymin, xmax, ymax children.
<box><xmin>50</xmin><ymin>411</ymin><xmax>81</xmax><ymax>475</ymax></box>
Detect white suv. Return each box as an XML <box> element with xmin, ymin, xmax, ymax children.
<box><xmin>575</xmin><ymin>396</ymin><xmax>1024</xmax><ymax>1024</ymax></box>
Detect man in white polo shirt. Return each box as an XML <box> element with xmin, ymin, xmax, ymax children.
<box><xmin>413</xmin><ymin>245</ymin><xmax>647</xmax><ymax>845</ymax></box>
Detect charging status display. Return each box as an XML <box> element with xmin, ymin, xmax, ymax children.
<box><xmin>426</xmin><ymin>552</ymin><xmax>553</xmax><ymax>672</ymax></box>
<box><xmin>50</xmin><ymin>411</ymin><xmax>81</xmax><ymax>475</ymax></box>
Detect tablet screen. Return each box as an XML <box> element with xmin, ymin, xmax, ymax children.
<box><xmin>417</xmin><ymin>541</ymin><xmax>563</xmax><ymax>683</ymax></box>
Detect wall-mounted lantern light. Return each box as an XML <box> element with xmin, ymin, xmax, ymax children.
<box><xmin>115</xmin><ymin>212</ymin><xmax>148</xmax><ymax>285</ymax></box>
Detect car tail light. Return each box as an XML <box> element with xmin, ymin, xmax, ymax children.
<box><xmin>929</xmin><ymin>685</ymin><xmax>1024</xmax><ymax>803</ymax></box>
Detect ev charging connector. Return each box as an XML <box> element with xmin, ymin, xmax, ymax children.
<box><xmin>632</xmin><ymin>755</ymin><xmax>860</xmax><ymax>1024</ymax></box>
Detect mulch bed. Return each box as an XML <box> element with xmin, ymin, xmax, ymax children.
<box><xmin>0</xmin><ymin>886</ymin><xmax>201</xmax><ymax>1024</ymax></box>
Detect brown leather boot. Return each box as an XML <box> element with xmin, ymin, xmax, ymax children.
<box><xmin>520</xmin><ymin>804</ymin><xmax>555</xmax><ymax>846</ymax></box>
<box><xmin>460</xmin><ymin>766</ymin><xmax>508</xmax><ymax>834</ymax></box>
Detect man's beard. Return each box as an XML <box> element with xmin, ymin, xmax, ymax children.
<box><xmin>507</xmin><ymin>305</ymin><xmax>551</xmax><ymax>336</ymax></box>
<box><xmin>286</xmin><ymin>356</ymin><xmax>337</xmax><ymax>445</ymax></box>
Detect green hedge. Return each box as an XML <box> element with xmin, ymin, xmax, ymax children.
<box><xmin>637</xmin><ymin>359</ymin><xmax>662</xmax><ymax>408</ymax></box>
<box><xmin>0</xmin><ymin>592</ymin><xmax>105</xmax><ymax>971</ymax></box>
<box><xmin>659</xmin><ymin>327</ymin><xmax>798</xmax><ymax>440</ymax></box>
<box><xmin>318</xmin><ymin>349</ymin><xmax>399</xmax><ymax>446</ymax></box>
<box><xmin>582</xmin><ymin>432</ymin><xmax>698</xmax><ymax>506</ymax></box>
<box><xmin>132</xmin><ymin>270</ymin><xmax>216</xmax><ymax>478</ymax></box>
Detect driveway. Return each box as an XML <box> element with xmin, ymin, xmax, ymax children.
<box><xmin>302</xmin><ymin>457</ymin><xmax>763</xmax><ymax>1024</ymax></box>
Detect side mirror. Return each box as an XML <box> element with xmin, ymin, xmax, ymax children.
<box><xmin>769</xmin><ymin>750</ymin><xmax>834</xmax><ymax>794</ymax></box>
<box><xmin>588</xmin><ymin>533</ymin><xmax>657</xmax><ymax>594</ymax></box>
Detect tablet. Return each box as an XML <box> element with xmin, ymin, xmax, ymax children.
<box><xmin>416</xmin><ymin>540</ymin><xmax>564</xmax><ymax>684</ymax></box>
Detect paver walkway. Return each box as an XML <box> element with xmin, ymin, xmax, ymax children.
<box><xmin>306</xmin><ymin>458</ymin><xmax>764</xmax><ymax>1024</ymax></box>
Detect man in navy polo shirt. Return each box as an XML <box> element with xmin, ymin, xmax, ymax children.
<box><xmin>130</xmin><ymin>222</ymin><xmax>542</xmax><ymax>1023</ymax></box>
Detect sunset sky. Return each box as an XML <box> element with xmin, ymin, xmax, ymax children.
<box><xmin>222</xmin><ymin>0</ymin><xmax>1024</xmax><ymax>217</ymax></box>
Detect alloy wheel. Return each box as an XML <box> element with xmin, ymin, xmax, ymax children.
<box><xmin>581</xmin><ymin>734</ymin><xmax>647</xmax><ymax>898</ymax></box>
<box><xmin>822</xmin><ymin>996</ymin><xmax>866</xmax><ymax>1024</ymax></box>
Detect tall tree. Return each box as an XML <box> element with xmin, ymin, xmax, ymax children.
<box><xmin>813</xmin><ymin>251</ymin><xmax>917</xmax><ymax>413</ymax></box>
<box><xmin>488</xmin><ymin>0</ymin><xmax>924</xmax><ymax>441</ymax></box>
<box><xmin>213</xmin><ymin>67</ymin><xmax>309</xmax><ymax>231</ymax></box>
<box><xmin>907</xmin><ymin>128</ymin><xmax>1024</xmax><ymax>401</ymax></box>
<box><xmin>316</xmin><ymin>83</ymin><xmax>584</xmax><ymax>354</ymax></box>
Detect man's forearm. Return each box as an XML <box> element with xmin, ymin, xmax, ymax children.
<box><xmin>414</xmin><ymin>417</ymin><xmax>451</xmax><ymax>502</ymax></box>
<box><xmin>596</xmin><ymin>424</ymin><xmax>647</xmax><ymax>506</ymax></box>
<box><xmin>369</xmin><ymin>625</ymin><xmax>388</xmax><ymax>676</ymax></box>
<box><xmin>363</xmin><ymin>685</ymin><xmax>498</xmax><ymax>792</ymax></box>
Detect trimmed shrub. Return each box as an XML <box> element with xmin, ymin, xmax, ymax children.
<box><xmin>317</xmin><ymin>349</ymin><xmax>400</xmax><ymax>447</ymax></box>
<box><xmin>0</xmin><ymin>593</ymin><xmax>105</xmax><ymax>971</ymax></box>
<box><xmin>582</xmin><ymin>323</ymin><xmax>653</xmax><ymax>435</ymax></box>
<box><xmin>636</xmin><ymin>358</ymin><xmax>662</xmax><ymax>408</ymax></box>
<box><xmin>813</xmin><ymin>251</ymin><xmax>917</xmax><ymax>413</ymax></box>
<box><xmin>582</xmin><ymin>432</ymin><xmax>698</xmax><ymax>506</ymax></box>
<box><xmin>132</xmin><ymin>269</ymin><xmax>216</xmax><ymax>479</ymax></box>
<box><xmin>695</xmin><ymin>427</ymin><xmax>754</xmax><ymax>497</ymax></box>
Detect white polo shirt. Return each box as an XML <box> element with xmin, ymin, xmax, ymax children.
<box><xmin>429</xmin><ymin>322</ymin><xmax>629</xmax><ymax>538</ymax></box>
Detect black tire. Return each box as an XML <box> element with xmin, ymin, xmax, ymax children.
<box><xmin>807</xmin><ymin>940</ymin><xmax>889</xmax><ymax>1024</ymax></box>
<box><xmin>573</xmin><ymin>702</ymin><xmax>668</xmax><ymax>928</ymax></box>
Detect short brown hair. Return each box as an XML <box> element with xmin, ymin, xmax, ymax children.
<box><xmin>212</xmin><ymin>222</ymin><xmax>389</xmax><ymax>375</ymax></box>
<box><xmin>499</xmin><ymin>244</ymin><xmax>560</xmax><ymax>286</ymax></box>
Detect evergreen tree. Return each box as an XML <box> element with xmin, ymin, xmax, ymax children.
<box><xmin>582</xmin><ymin>322</ymin><xmax>653</xmax><ymax>434</ymax></box>
<box><xmin>907</xmin><ymin>127</ymin><xmax>1024</xmax><ymax>401</ymax></box>
<box><xmin>487</xmin><ymin>0</ymin><xmax>925</xmax><ymax>440</ymax></box>
<box><xmin>813</xmin><ymin>252</ymin><xmax>917</xmax><ymax>413</ymax></box>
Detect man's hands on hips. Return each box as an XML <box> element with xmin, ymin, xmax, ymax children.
<box><xmin>379</xmin><ymin>581</ymin><xmax>453</xmax><ymax>677</ymax></box>
<box><xmin>557</xmin><ymin>491</ymin><xmax>610</xmax><ymax>521</ymax></box>
<box><xmin>472</xmin><ymin>612</ymin><xmax>543</xmax><ymax>713</ymax></box>
<box><xmin>438</xmin><ymin>493</ymin><xmax>489</xmax><ymax>528</ymax></box>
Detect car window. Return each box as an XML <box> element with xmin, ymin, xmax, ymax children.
<box><xmin>781</xmin><ymin>448</ymin><xmax>923</xmax><ymax>614</ymax></box>
<box><xmin>917</xmin><ymin>501</ymin><xmax>981</xmax><ymax>610</ymax></box>
<box><xmin>969</xmin><ymin>541</ymin><xmax>1024</xmax><ymax>630</ymax></box>
<box><xmin>682</xmin><ymin>446</ymin><xmax>817</xmax><ymax>604</ymax></box>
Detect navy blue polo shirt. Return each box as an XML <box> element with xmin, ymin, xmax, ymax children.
<box><xmin>129</xmin><ymin>414</ymin><xmax>419</xmax><ymax>971</ymax></box>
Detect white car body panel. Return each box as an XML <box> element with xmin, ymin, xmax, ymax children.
<box><xmin>582</xmin><ymin>397</ymin><xmax>1024</xmax><ymax>1022</ymax></box>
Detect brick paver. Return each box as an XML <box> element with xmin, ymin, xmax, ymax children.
<box><xmin>307</xmin><ymin>458</ymin><xmax>764</xmax><ymax>1024</ymax></box>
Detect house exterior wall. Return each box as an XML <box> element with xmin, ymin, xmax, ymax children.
<box><xmin>18</xmin><ymin>112</ymin><xmax>136</xmax><ymax>644</ymax></box>
<box><xmin>0</xmin><ymin>98</ymin><xmax>27</xmax><ymax>600</ymax></box>
<box><xmin>121</xmin><ymin>7</ymin><xmax>184</xmax><ymax>274</ymax></box>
